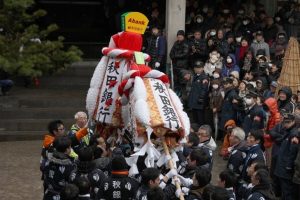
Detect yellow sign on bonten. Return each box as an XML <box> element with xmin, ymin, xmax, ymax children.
<box><xmin>122</xmin><ymin>12</ymin><xmax>149</xmax><ymax>34</ymax></box>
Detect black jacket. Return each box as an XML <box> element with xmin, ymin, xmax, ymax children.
<box><xmin>227</xmin><ymin>140</ymin><xmax>247</xmax><ymax>177</ymax></box>
<box><xmin>220</xmin><ymin>87</ymin><xmax>238</xmax><ymax>130</ymax></box>
<box><xmin>188</xmin><ymin>72</ymin><xmax>209</xmax><ymax>110</ymax></box>
<box><xmin>274</xmin><ymin>125</ymin><xmax>299</xmax><ymax>180</ymax></box>
<box><xmin>242</xmin><ymin>104</ymin><xmax>265</xmax><ymax>135</ymax></box>
<box><xmin>170</xmin><ymin>41</ymin><xmax>189</xmax><ymax>69</ymax></box>
<box><xmin>277</xmin><ymin>86</ymin><xmax>295</xmax><ymax>113</ymax></box>
<box><xmin>247</xmin><ymin>183</ymin><xmax>276</xmax><ymax>200</ymax></box>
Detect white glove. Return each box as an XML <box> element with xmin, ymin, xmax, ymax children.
<box><xmin>159</xmin><ymin>181</ymin><xmax>166</xmax><ymax>189</ymax></box>
<box><xmin>177</xmin><ymin>174</ymin><xmax>193</xmax><ymax>187</ymax></box>
<box><xmin>175</xmin><ymin>188</ymin><xmax>183</xmax><ymax>198</ymax></box>
<box><xmin>182</xmin><ymin>187</ymin><xmax>190</xmax><ymax>195</ymax></box>
<box><xmin>165</xmin><ymin>168</ymin><xmax>178</xmax><ymax>180</ymax></box>
<box><xmin>171</xmin><ymin>176</ymin><xmax>181</xmax><ymax>186</ymax></box>
<box><xmin>155</xmin><ymin>62</ymin><xmax>160</xmax><ymax>68</ymax></box>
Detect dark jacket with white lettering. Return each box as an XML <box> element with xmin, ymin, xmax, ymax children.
<box><xmin>247</xmin><ymin>183</ymin><xmax>276</xmax><ymax>200</ymax></box>
<box><xmin>227</xmin><ymin>140</ymin><xmax>247</xmax><ymax>177</ymax></box>
<box><xmin>169</xmin><ymin>40</ymin><xmax>189</xmax><ymax>69</ymax></box>
<box><xmin>69</xmin><ymin>160</ymin><xmax>107</xmax><ymax>199</ymax></box>
<box><xmin>241</xmin><ymin>144</ymin><xmax>266</xmax><ymax>182</ymax></box>
<box><xmin>188</xmin><ymin>72</ymin><xmax>209</xmax><ymax>110</ymax></box>
<box><xmin>43</xmin><ymin>151</ymin><xmax>75</xmax><ymax>200</ymax></box>
<box><xmin>98</xmin><ymin>172</ymin><xmax>139</xmax><ymax>200</ymax></box>
<box><xmin>242</xmin><ymin>104</ymin><xmax>265</xmax><ymax>135</ymax></box>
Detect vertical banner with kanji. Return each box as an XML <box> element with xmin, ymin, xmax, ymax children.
<box><xmin>144</xmin><ymin>78</ymin><xmax>182</xmax><ymax>131</ymax></box>
<box><xmin>96</xmin><ymin>58</ymin><xmax>127</xmax><ymax>125</ymax></box>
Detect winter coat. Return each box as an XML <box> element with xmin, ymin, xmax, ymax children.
<box><xmin>263</xmin><ymin>24</ymin><xmax>279</xmax><ymax>45</ymax></box>
<box><xmin>247</xmin><ymin>183</ymin><xmax>276</xmax><ymax>200</ymax></box>
<box><xmin>274</xmin><ymin>125</ymin><xmax>299</xmax><ymax>180</ymax></box>
<box><xmin>250</xmin><ymin>39</ymin><xmax>270</xmax><ymax>58</ymax></box>
<box><xmin>241</xmin><ymin>144</ymin><xmax>266</xmax><ymax>182</ymax></box>
<box><xmin>242</xmin><ymin>104</ymin><xmax>265</xmax><ymax>136</ymax></box>
<box><xmin>209</xmin><ymin>88</ymin><xmax>223</xmax><ymax>112</ymax></box>
<box><xmin>227</xmin><ymin>140</ymin><xmax>247</xmax><ymax>177</ymax></box>
<box><xmin>277</xmin><ymin>86</ymin><xmax>296</xmax><ymax>113</ymax></box>
<box><xmin>266</xmin><ymin>70</ymin><xmax>280</xmax><ymax>84</ymax></box>
<box><xmin>265</xmin><ymin>98</ymin><xmax>281</xmax><ymax>128</ymax></box>
<box><xmin>264</xmin><ymin>98</ymin><xmax>281</xmax><ymax>148</ymax></box>
<box><xmin>69</xmin><ymin>160</ymin><xmax>107</xmax><ymax>199</ymax></box>
<box><xmin>216</xmin><ymin>39</ymin><xmax>229</xmax><ymax>56</ymax></box>
<box><xmin>188</xmin><ymin>72</ymin><xmax>209</xmax><ymax>110</ymax></box>
<box><xmin>99</xmin><ymin>172</ymin><xmax>139</xmax><ymax>200</ymax></box>
<box><xmin>145</xmin><ymin>34</ymin><xmax>167</xmax><ymax>68</ymax></box>
<box><xmin>189</xmin><ymin>38</ymin><xmax>208</xmax><ymax>62</ymax></box>
<box><xmin>43</xmin><ymin>151</ymin><xmax>75</xmax><ymax>200</ymax></box>
<box><xmin>270</xmin><ymin>31</ymin><xmax>288</xmax><ymax>58</ymax></box>
<box><xmin>198</xmin><ymin>138</ymin><xmax>216</xmax><ymax>171</ymax></box>
<box><xmin>221</xmin><ymin>54</ymin><xmax>240</xmax><ymax>78</ymax></box>
<box><xmin>220</xmin><ymin>88</ymin><xmax>238</xmax><ymax>131</ymax></box>
<box><xmin>170</xmin><ymin>40</ymin><xmax>189</xmax><ymax>69</ymax></box>
<box><xmin>235</xmin><ymin>45</ymin><xmax>249</xmax><ymax>65</ymax></box>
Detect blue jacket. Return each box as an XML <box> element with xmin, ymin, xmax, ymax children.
<box><xmin>241</xmin><ymin>144</ymin><xmax>266</xmax><ymax>182</ymax></box>
<box><xmin>221</xmin><ymin>54</ymin><xmax>240</xmax><ymax>78</ymax></box>
<box><xmin>227</xmin><ymin>140</ymin><xmax>247</xmax><ymax>177</ymax></box>
<box><xmin>188</xmin><ymin>72</ymin><xmax>209</xmax><ymax>110</ymax></box>
<box><xmin>242</xmin><ymin>104</ymin><xmax>265</xmax><ymax>136</ymax></box>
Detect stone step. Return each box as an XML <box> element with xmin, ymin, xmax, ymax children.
<box><xmin>0</xmin><ymin>119</ymin><xmax>74</xmax><ymax>132</ymax></box>
<box><xmin>0</xmin><ymin>131</ymin><xmax>45</xmax><ymax>141</ymax></box>
<box><xmin>0</xmin><ymin>108</ymin><xmax>81</xmax><ymax>119</ymax></box>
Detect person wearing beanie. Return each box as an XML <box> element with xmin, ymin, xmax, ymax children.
<box><xmin>227</xmin><ymin>127</ymin><xmax>247</xmax><ymax>177</ymax></box>
<box><xmin>99</xmin><ymin>155</ymin><xmax>139</xmax><ymax>199</ymax></box>
<box><xmin>169</xmin><ymin>29</ymin><xmax>189</xmax><ymax>91</ymax></box>
<box><xmin>220</xmin><ymin>120</ymin><xmax>236</xmax><ymax>159</ymax></box>
<box><xmin>188</xmin><ymin>60</ymin><xmax>210</xmax><ymax>126</ymax></box>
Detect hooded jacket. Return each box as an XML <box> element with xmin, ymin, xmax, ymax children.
<box><xmin>221</xmin><ymin>54</ymin><xmax>240</xmax><ymax>78</ymax></box>
<box><xmin>264</xmin><ymin>98</ymin><xmax>281</xmax><ymax>148</ymax></box>
<box><xmin>277</xmin><ymin>86</ymin><xmax>295</xmax><ymax>113</ymax></box>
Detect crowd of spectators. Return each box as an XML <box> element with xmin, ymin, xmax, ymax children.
<box><xmin>39</xmin><ymin>1</ymin><xmax>300</xmax><ymax>200</ymax></box>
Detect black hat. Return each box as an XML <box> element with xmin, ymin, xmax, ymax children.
<box><xmin>177</xmin><ymin>30</ymin><xmax>185</xmax><ymax>36</ymax></box>
<box><xmin>223</xmin><ymin>77</ymin><xmax>233</xmax><ymax>84</ymax></box>
<box><xmin>194</xmin><ymin>60</ymin><xmax>204</xmax><ymax>68</ymax></box>
<box><xmin>246</xmin><ymin>90</ymin><xmax>258</xmax><ymax>98</ymax></box>
<box><xmin>111</xmin><ymin>155</ymin><xmax>129</xmax><ymax>171</ymax></box>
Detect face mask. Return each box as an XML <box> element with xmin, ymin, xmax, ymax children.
<box><xmin>212</xmin><ymin>84</ymin><xmax>219</xmax><ymax>89</ymax></box>
<box><xmin>196</xmin><ymin>18</ymin><xmax>202</xmax><ymax>23</ymax></box>
<box><xmin>210</xmin><ymin>31</ymin><xmax>216</xmax><ymax>36</ymax></box>
<box><xmin>243</xmin><ymin>20</ymin><xmax>249</xmax><ymax>25</ymax></box>
<box><xmin>245</xmin><ymin>98</ymin><xmax>253</xmax><ymax>105</ymax></box>
<box><xmin>213</xmin><ymin>73</ymin><xmax>220</xmax><ymax>79</ymax></box>
<box><xmin>236</xmin><ymin>37</ymin><xmax>242</xmax><ymax>43</ymax></box>
<box><xmin>203</xmin><ymin>7</ymin><xmax>208</xmax><ymax>13</ymax></box>
<box><xmin>227</xmin><ymin>58</ymin><xmax>233</xmax><ymax>63</ymax></box>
